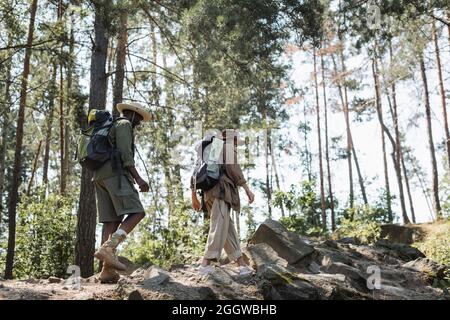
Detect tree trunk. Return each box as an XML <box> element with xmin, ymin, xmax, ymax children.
<box><xmin>400</xmin><ymin>146</ymin><xmax>416</xmax><ymax>223</ymax></box>
<box><xmin>26</xmin><ymin>140</ymin><xmax>43</xmax><ymax>196</ymax></box>
<box><xmin>4</xmin><ymin>0</ymin><xmax>38</xmax><ymax>279</ymax></box>
<box><xmin>58</xmin><ymin>0</ymin><xmax>66</xmax><ymax>195</ymax></box>
<box><xmin>269</xmin><ymin>140</ymin><xmax>284</xmax><ymax>217</ymax></box>
<box><xmin>386</xmin><ymin>43</ymin><xmax>410</xmax><ymax>224</ymax></box>
<box><xmin>64</xmin><ymin>11</ymin><xmax>75</xmax><ymax>190</ymax></box>
<box><xmin>0</xmin><ymin>34</ymin><xmax>13</xmax><ymax>223</ymax></box>
<box><xmin>59</xmin><ymin>64</ymin><xmax>66</xmax><ymax>194</ymax></box>
<box><xmin>112</xmin><ymin>10</ymin><xmax>128</xmax><ymax>118</ymax></box>
<box><xmin>43</xmin><ymin>65</ymin><xmax>58</xmax><ymax>185</ymax></box>
<box><xmin>264</xmin><ymin>114</ymin><xmax>272</xmax><ymax>218</ymax></box>
<box><xmin>433</xmin><ymin>23</ymin><xmax>450</xmax><ymax>172</ymax></box>
<box><xmin>337</xmin><ymin>38</ymin><xmax>368</xmax><ymax>206</ymax></box>
<box><xmin>313</xmin><ymin>46</ymin><xmax>326</xmax><ymax>230</ymax></box>
<box><xmin>75</xmin><ymin>3</ymin><xmax>109</xmax><ymax>278</ymax></box>
<box><xmin>331</xmin><ymin>53</ymin><xmax>354</xmax><ymax>208</ymax></box>
<box><xmin>372</xmin><ymin>55</ymin><xmax>393</xmax><ymax>221</ymax></box>
<box><xmin>419</xmin><ymin>56</ymin><xmax>442</xmax><ymax>220</ymax></box>
<box><xmin>320</xmin><ymin>46</ymin><xmax>335</xmax><ymax>230</ymax></box>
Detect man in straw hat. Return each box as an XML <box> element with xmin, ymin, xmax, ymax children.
<box><xmin>191</xmin><ymin>129</ymin><xmax>255</xmax><ymax>276</ymax></box>
<box><xmin>93</xmin><ymin>102</ymin><xmax>151</xmax><ymax>283</ymax></box>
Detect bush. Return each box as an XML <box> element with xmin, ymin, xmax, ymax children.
<box><xmin>334</xmin><ymin>205</ymin><xmax>383</xmax><ymax>244</ymax></box>
<box><xmin>413</xmin><ymin>220</ymin><xmax>450</xmax><ymax>266</ymax></box>
<box><xmin>274</xmin><ymin>180</ymin><xmax>327</xmax><ymax>236</ymax></box>
<box><xmin>122</xmin><ymin>203</ymin><xmax>206</xmax><ymax>269</ymax></box>
<box><xmin>14</xmin><ymin>191</ymin><xmax>77</xmax><ymax>279</ymax></box>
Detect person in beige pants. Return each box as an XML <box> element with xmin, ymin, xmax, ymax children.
<box><xmin>191</xmin><ymin>129</ymin><xmax>255</xmax><ymax>276</ymax></box>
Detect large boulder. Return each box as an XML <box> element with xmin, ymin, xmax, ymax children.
<box><xmin>374</xmin><ymin>239</ymin><xmax>425</xmax><ymax>262</ymax></box>
<box><xmin>402</xmin><ymin>258</ymin><xmax>448</xmax><ymax>284</ymax></box>
<box><xmin>249</xmin><ymin>219</ymin><xmax>315</xmax><ymax>265</ymax></box>
<box><xmin>380</xmin><ymin>224</ymin><xmax>421</xmax><ymax>245</ymax></box>
<box><xmin>246</xmin><ymin>243</ymin><xmax>294</xmax><ymax>285</ymax></box>
<box><xmin>263</xmin><ymin>279</ymin><xmax>320</xmax><ymax>300</ymax></box>
<box><xmin>130</xmin><ymin>266</ymin><xmax>171</xmax><ymax>287</ymax></box>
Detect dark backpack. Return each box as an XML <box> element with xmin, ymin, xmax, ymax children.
<box><xmin>192</xmin><ymin>135</ymin><xmax>224</xmax><ymax>192</ymax></box>
<box><xmin>77</xmin><ymin>110</ymin><xmax>123</xmax><ymax>171</ymax></box>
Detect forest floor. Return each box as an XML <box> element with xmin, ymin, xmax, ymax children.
<box><xmin>0</xmin><ymin>219</ymin><xmax>449</xmax><ymax>300</ymax></box>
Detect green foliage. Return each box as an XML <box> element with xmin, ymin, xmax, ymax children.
<box><xmin>334</xmin><ymin>205</ymin><xmax>383</xmax><ymax>244</ymax></box>
<box><xmin>122</xmin><ymin>202</ymin><xmax>206</xmax><ymax>268</ymax></box>
<box><xmin>413</xmin><ymin>219</ymin><xmax>450</xmax><ymax>266</ymax></box>
<box><xmin>13</xmin><ymin>190</ymin><xmax>77</xmax><ymax>279</ymax></box>
<box><xmin>274</xmin><ymin>180</ymin><xmax>325</xmax><ymax>236</ymax></box>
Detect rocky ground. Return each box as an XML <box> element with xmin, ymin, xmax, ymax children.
<box><xmin>0</xmin><ymin>219</ymin><xmax>448</xmax><ymax>300</ymax></box>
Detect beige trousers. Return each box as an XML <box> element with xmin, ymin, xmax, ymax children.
<box><xmin>204</xmin><ymin>198</ymin><xmax>242</xmax><ymax>261</ymax></box>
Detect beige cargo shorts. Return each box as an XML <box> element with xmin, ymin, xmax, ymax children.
<box><xmin>94</xmin><ymin>175</ymin><xmax>145</xmax><ymax>223</ymax></box>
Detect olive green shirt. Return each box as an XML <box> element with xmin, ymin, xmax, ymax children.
<box><xmin>93</xmin><ymin>118</ymin><xmax>135</xmax><ymax>182</ymax></box>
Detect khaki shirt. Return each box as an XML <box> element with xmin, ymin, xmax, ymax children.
<box><xmin>93</xmin><ymin>118</ymin><xmax>135</xmax><ymax>182</ymax></box>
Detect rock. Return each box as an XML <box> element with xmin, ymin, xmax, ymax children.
<box><xmin>321</xmin><ymin>262</ymin><xmax>364</xmax><ymax>280</ymax></box>
<box><xmin>263</xmin><ymin>279</ymin><xmax>320</xmax><ymax>300</ymax></box>
<box><xmin>128</xmin><ymin>289</ymin><xmax>144</xmax><ymax>300</ymax></box>
<box><xmin>197</xmin><ymin>286</ymin><xmax>218</xmax><ymax>299</ymax></box>
<box><xmin>322</xmin><ymin>239</ymin><xmax>339</xmax><ymax>249</ymax></box>
<box><xmin>246</xmin><ymin>243</ymin><xmax>294</xmax><ymax>284</ymax></box>
<box><xmin>375</xmin><ymin>239</ymin><xmax>425</xmax><ymax>261</ymax></box>
<box><xmin>316</xmin><ymin>247</ymin><xmax>354</xmax><ymax>266</ymax></box>
<box><xmin>249</xmin><ymin>219</ymin><xmax>315</xmax><ymax>265</ymax></box>
<box><xmin>308</xmin><ymin>261</ymin><xmax>321</xmax><ymax>274</ymax></box>
<box><xmin>321</xmin><ymin>262</ymin><xmax>368</xmax><ymax>291</ymax></box>
<box><xmin>140</xmin><ymin>266</ymin><xmax>171</xmax><ymax>287</ymax></box>
<box><xmin>24</xmin><ymin>278</ymin><xmax>39</xmax><ymax>284</ymax></box>
<box><xmin>47</xmin><ymin>276</ymin><xmax>63</xmax><ymax>284</ymax></box>
<box><xmin>246</xmin><ymin>243</ymin><xmax>288</xmax><ymax>269</ymax></box>
<box><xmin>337</xmin><ymin>237</ymin><xmax>360</xmax><ymax>245</ymax></box>
<box><xmin>62</xmin><ymin>286</ymin><xmax>69</xmax><ymax>290</ymax></box>
<box><xmin>402</xmin><ymin>258</ymin><xmax>448</xmax><ymax>283</ymax></box>
<box><xmin>380</xmin><ymin>224</ymin><xmax>421</xmax><ymax>245</ymax></box>
<box><xmin>210</xmin><ymin>268</ymin><xmax>233</xmax><ymax>285</ymax></box>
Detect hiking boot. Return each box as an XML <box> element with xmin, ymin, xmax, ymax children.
<box><xmin>94</xmin><ymin>233</ymin><xmax>127</xmax><ymax>271</ymax></box>
<box><xmin>98</xmin><ymin>264</ymin><xmax>120</xmax><ymax>284</ymax></box>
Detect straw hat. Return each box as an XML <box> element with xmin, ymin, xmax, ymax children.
<box><xmin>116</xmin><ymin>102</ymin><xmax>152</xmax><ymax>122</ymax></box>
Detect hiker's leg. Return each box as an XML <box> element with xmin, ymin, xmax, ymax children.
<box><xmin>223</xmin><ymin>209</ymin><xmax>244</xmax><ymax>266</ymax></box>
<box><xmin>102</xmin><ymin>221</ymin><xmax>121</xmax><ymax>244</ymax></box>
<box><xmin>118</xmin><ymin>212</ymin><xmax>145</xmax><ymax>234</ymax></box>
<box><xmin>203</xmin><ymin>199</ymin><xmax>229</xmax><ymax>264</ymax></box>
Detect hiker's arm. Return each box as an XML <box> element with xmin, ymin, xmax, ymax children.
<box><xmin>190</xmin><ymin>176</ymin><xmax>201</xmax><ymax>211</ymax></box>
<box><xmin>225</xmin><ymin>149</ymin><xmax>254</xmax><ymax>203</ymax></box>
<box><xmin>242</xmin><ymin>183</ymin><xmax>255</xmax><ymax>204</ymax></box>
<box><xmin>116</xmin><ymin>121</ymin><xmax>148</xmax><ymax>192</ymax></box>
<box><xmin>126</xmin><ymin>165</ymin><xmax>149</xmax><ymax>192</ymax></box>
